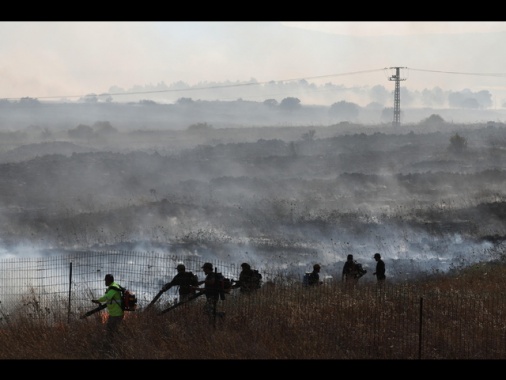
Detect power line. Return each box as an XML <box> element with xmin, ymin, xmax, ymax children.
<box><xmin>4</xmin><ymin>67</ymin><xmax>506</xmax><ymax>103</ymax></box>
<box><xmin>409</xmin><ymin>68</ymin><xmax>506</xmax><ymax>77</ymax></box>
<box><xmin>0</xmin><ymin>68</ymin><xmax>387</xmax><ymax>102</ymax></box>
<box><xmin>386</xmin><ymin>67</ymin><xmax>506</xmax><ymax>127</ymax></box>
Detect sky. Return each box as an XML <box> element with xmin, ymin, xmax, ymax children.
<box><xmin>285</xmin><ymin>22</ymin><xmax>506</xmax><ymax>36</ymax></box>
<box><xmin>2</xmin><ymin>21</ymin><xmax>506</xmax><ymax>103</ymax></box>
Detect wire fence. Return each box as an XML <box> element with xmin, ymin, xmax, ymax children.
<box><xmin>0</xmin><ymin>250</ymin><xmax>505</xmax><ymax>359</ymax></box>
<box><xmin>0</xmin><ymin>250</ymin><xmax>241</xmax><ymax>324</ymax></box>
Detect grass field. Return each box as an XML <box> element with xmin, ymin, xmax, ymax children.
<box><xmin>0</xmin><ymin>259</ymin><xmax>504</xmax><ymax>359</ymax></box>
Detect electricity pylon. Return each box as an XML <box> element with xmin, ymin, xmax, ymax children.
<box><xmin>388</xmin><ymin>67</ymin><xmax>407</xmax><ymax>128</ymax></box>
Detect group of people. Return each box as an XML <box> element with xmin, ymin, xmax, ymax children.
<box><xmin>343</xmin><ymin>252</ymin><xmax>386</xmax><ymax>284</ymax></box>
<box><xmin>306</xmin><ymin>253</ymin><xmax>386</xmax><ymax>287</ymax></box>
<box><xmin>90</xmin><ymin>261</ymin><xmax>263</xmax><ymax>340</ymax></box>
<box><xmin>90</xmin><ymin>254</ymin><xmax>386</xmax><ymax>341</ymax></box>
<box><xmin>342</xmin><ymin>253</ymin><xmax>386</xmax><ymax>284</ymax></box>
<box><xmin>182</xmin><ymin>261</ymin><xmax>262</xmax><ymax>322</ymax></box>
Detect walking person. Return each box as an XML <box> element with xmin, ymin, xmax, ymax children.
<box><xmin>231</xmin><ymin>262</ymin><xmax>262</xmax><ymax>294</ymax></box>
<box><xmin>161</xmin><ymin>264</ymin><xmax>199</xmax><ymax>302</ymax></box>
<box><xmin>342</xmin><ymin>254</ymin><xmax>359</xmax><ymax>286</ymax></box>
<box><xmin>91</xmin><ymin>274</ymin><xmax>124</xmax><ymax>344</ymax></box>
<box><xmin>195</xmin><ymin>262</ymin><xmax>225</xmax><ymax>324</ymax></box>
<box><xmin>304</xmin><ymin>263</ymin><xmax>323</xmax><ymax>287</ymax></box>
<box><xmin>373</xmin><ymin>253</ymin><xmax>386</xmax><ymax>283</ymax></box>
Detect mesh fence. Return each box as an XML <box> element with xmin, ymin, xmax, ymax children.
<box><xmin>0</xmin><ymin>250</ymin><xmax>240</xmax><ymax>324</ymax></box>
<box><xmin>0</xmin><ymin>250</ymin><xmax>505</xmax><ymax>359</ymax></box>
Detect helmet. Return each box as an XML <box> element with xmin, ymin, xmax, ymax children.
<box><xmin>241</xmin><ymin>262</ymin><xmax>251</xmax><ymax>269</ymax></box>
<box><xmin>374</xmin><ymin>253</ymin><xmax>381</xmax><ymax>259</ymax></box>
<box><xmin>202</xmin><ymin>262</ymin><xmax>213</xmax><ymax>270</ymax></box>
<box><xmin>104</xmin><ymin>274</ymin><xmax>114</xmax><ymax>282</ymax></box>
<box><xmin>347</xmin><ymin>254</ymin><xmax>353</xmax><ymax>260</ymax></box>
<box><xmin>176</xmin><ymin>264</ymin><xmax>185</xmax><ymax>271</ymax></box>
<box><xmin>313</xmin><ymin>264</ymin><xmax>321</xmax><ymax>270</ymax></box>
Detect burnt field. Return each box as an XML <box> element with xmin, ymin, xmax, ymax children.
<box><xmin>1</xmin><ymin>118</ymin><xmax>506</xmax><ymax>282</ymax></box>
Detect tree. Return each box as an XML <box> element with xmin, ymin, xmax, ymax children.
<box><xmin>448</xmin><ymin>133</ymin><xmax>467</xmax><ymax>153</ymax></box>
<box><xmin>370</xmin><ymin>85</ymin><xmax>390</xmax><ymax>104</ymax></box>
<box><xmin>365</xmin><ymin>102</ymin><xmax>384</xmax><ymax>110</ymax></box>
<box><xmin>98</xmin><ymin>93</ymin><xmax>113</xmax><ymax>103</ymax></box>
<box><xmin>279</xmin><ymin>97</ymin><xmax>301</xmax><ymax>110</ymax></box>
<box><xmin>263</xmin><ymin>99</ymin><xmax>278</xmax><ymax>107</ymax></box>
<box><xmin>94</xmin><ymin>121</ymin><xmax>118</xmax><ymax>136</ymax></box>
<box><xmin>80</xmin><ymin>94</ymin><xmax>98</xmax><ymax>103</ymax></box>
<box><xmin>301</xmin><ymin>129</ymin><xmax>316</xmax><ymax>141</ymax></box>
<box><xmin>421</xmin><ymin>86</ymin><xmax>445</xmax><ymax>107</ymax></box>
<box><xmin>448</xmin><ymin>89</ymin><xmax>492</xmax><ymax>109</ymax></box>
<box><xmin>68</xmin><ymin>124</ymin><xmax>93</xmax><ymax>139</ymax></box>
<box><xmin>19</xmin><ymin>97</ymin><xmax>40</xmax><ymax>106</ymax></box>
<box><xmin>139</xmin><ymin>99</ymin><xmax>157</xmax><ymax>105</ymax></box>
<box><xmin>420</xmin><ymin>114</ymin><xmax>445</xmax><ymax>126</ymax></box>
<box><xmin>177</xmin><ymin>97</ymin><xmax>194</xmax><ymax>105</ymax></box>
<box><xmin>329</xmin><ymin>101</ymin><xmax>360</xmax><ymax>121</ymax></box>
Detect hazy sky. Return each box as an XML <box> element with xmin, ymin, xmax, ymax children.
<box><xmin>2</xmin><ymin>21</ymin><xmax>506</xmax><ymax>102</ymax></box>
<box><xmin>285</xmin><ymin>22</ymin><xmax>506</xmax><ymax>36</ymax></box>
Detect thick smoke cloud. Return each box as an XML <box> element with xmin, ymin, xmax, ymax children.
<box><xmin>0</xmin><ymin>107</ymin><xmax>505</xmax><ymax>286</ymax></box>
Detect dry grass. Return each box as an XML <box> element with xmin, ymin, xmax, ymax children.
<box><xmin>1</xmin><ymin>262</ymin><xmax>505</xmax><ymax>359</ymax></box>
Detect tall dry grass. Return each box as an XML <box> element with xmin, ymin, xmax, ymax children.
<box><xmin>0</xmin><ymin>261</ymin><xmax>505</xmax><ymax>359</ymax></box>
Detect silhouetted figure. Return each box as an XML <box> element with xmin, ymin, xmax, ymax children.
<box><xmin>232</xmin><ymin>262</ymin><xmax>262</xmax><ymax>294</ymax></box>
<box><xmin>194</xmin><ymin>262</ymin><xmax>225</xmax><ymax>324</ymax></box>
<box><xmin>342</xmin><ymin>254</ymin><xmax>361</xmax><ymax>286</ymax></box>
<box><xmin>305</xmin><ymin>263</ymin><xmax>323</xmax><ymax>286</ymax></box>
<box><xmin>161</xmin><ymin>264</ymin><xmax>199</xmax><ymax>302</ymax></box>
<box><xmin>373</xmin><ymin>253</ymin><xmax>386</xmax><ymax>283</ymax></box>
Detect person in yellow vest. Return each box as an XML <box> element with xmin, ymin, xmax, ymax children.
<box><xmin>92</xmin><ymin>274</ymin><xmax>124</xmax><ymax>341</ymax></box>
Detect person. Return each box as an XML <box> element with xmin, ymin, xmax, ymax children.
<box><xmin>231</xmin><ymin>262</ymin><xmax>261</xmax><ymax>294</ymax></box>
<box><xmin>161</xmin><ymin>263</ymin><xmax>199</xmax><ymax>302</ymax></box>
<box><xmin>342</xmin><ymin>254</ymin><xmax>359</xmax><ymax>285</ymax></box>
<box><xmin>91</xmin><ymin>274</ymin><xmax>124</xmax><ymax>342</ymax></box>
<box><xmin>306</xmin><ymin>263</ymin><xmax>323</xmax><ymax>286</ymax></box>
<box><xmin>373</xmin><ymin>253</ymin><xmax>386</xmax><ymax>283</ymax></box>
<box><xmin>194</xmin><ymin>262</ymin><xmax>224</xmax><ymax>322</ymax></box>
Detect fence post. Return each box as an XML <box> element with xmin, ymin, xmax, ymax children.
<box><xmin>67</xmin><ymin>262</ymin><xmax>72</xmax><ymax>324</ymax></box>
<box><xmin>419</xmin><ymin>296</ymin><xmax>423</xmax><ymax>360</ymax></box>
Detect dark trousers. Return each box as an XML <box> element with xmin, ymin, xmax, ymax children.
<box><xmin>106</xmin><ymin>315</ymin><xmax>124</xmax><ymax>340</ymax></box>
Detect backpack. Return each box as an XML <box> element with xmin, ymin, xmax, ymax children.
<box><xmin>353</xmin><ymin>262</ymin><xmax>367</xmax><ymax>279</ymax></box>
<box><xmin>213</xmin><ymin>271</ymin><xmax>233</xmax><ymax>300</ymax></box>
<box><xmin>250</xmin><ymin>269</ymin><xmax>262</xmax><ymax>289</ymax></box>
<box><xmin>239</xmin><ymin>269</ymin><xmax>262</xmax><ymax>292</ymax></box>
<box><xmin>303</xmin><ymin>271</ymin><xmax>320</xmax><ymax>287</ymax></box>
<box><xmin>189</xmin><ymin>272</ymin><xmax>199</xmax><ymax>287</ymax></box>
<box><xmin>302</xmin><ymin>272</ymin><xmax>311</xmax><ymax>287</ymax></box>
<box><xmin>180</xmin><ymin>271</ymin><xmax>199</xmax><ymax>294</ymax></box>
<box><xmin>109</xmin><ymin>285</ymin><xmax>138</xmax><ymax>312</ymax></box>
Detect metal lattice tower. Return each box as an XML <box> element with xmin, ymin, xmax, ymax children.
<box><xmin>388</xmin><ymin>67</ymin><xmax>407</xmax><ymax>128</ymax></box>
